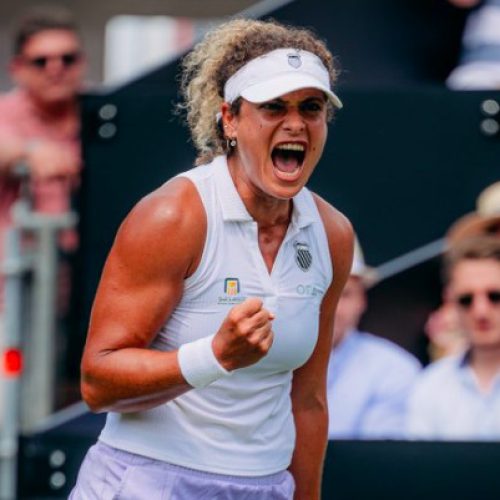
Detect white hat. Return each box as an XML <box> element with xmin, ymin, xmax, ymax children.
<box><xmin>223</xmin><ymin>48</ymin><xmax>343</xmax><ymax>109</ymax></box>
<box><xmin>351</xmin><ymin>236</ymin><xmax>379</xmax><ymax>288</ymax></box>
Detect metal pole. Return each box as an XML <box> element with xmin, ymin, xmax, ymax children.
<box><xmin>0</xmin><ymin>162</ymin><xmax>77</xmax><ymax>495</ymax></box>
<box><xmin>14</xmin><ymin>205</ymin><xmax>77</xmax><ymax>432</ymax></box>
<box><xmin>22</xmin><ymin>225</ymin><xmax>60</xmax><ymax>426</ymax></box>
<box><xmin>0</xmin><ymin>228</ymin><xmax>29</xmax><ymax>500</ymax></box>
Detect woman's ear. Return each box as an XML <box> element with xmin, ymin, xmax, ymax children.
<box><xmin>221</xmin><ymin>102</ymin><xmax>237</xmax><ymax>137</ymax></box>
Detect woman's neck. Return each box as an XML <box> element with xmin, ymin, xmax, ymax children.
<box><xmin>227</xmin><ymin>156</ymin><xmax>292</xmax><ymax>227</ymax></box>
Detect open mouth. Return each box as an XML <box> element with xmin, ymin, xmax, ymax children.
<box><xmin>271</xmin><ymin>143</ymin><xmax>306</xmax><ymax>175</ymax></box>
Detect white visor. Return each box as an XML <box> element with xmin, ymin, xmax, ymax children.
<box><xmin>223</xmin><ymin>48</ymin><xmax>342</xmax><ymax>109</ymax></box>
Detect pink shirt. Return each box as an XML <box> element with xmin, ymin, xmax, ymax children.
<box><xmin>0</xmin><ymin>89</ymin><xmax>81</xmax><ymax>309</ymax></box>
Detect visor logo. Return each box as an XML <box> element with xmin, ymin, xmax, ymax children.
<box><xmin>288</xmin><ymin>52</ymin><xmax>301</xmax><ymax>69</ymax></box>
<box><xmin>294</xmin><ymin>241</ymin><xmax>312</xmax><ymax>271</ymax></box>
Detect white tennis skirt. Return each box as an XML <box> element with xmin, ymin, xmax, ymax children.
<box><xmin>69</xmin><ymin>440</ymin><xmax>295</xmax><ymax>499</ymax></box>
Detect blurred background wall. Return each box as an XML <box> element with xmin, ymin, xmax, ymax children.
<box><xmin>0</xmin><ymin>0</ymin><xmax>262</xmax><ymax>91</ymax></box>
<box><xmin>0</xmin><ymin>0</ymin><xmax>468</xmax><ymax>91</ymax></box>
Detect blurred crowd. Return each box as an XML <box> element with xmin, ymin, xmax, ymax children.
<box><xmin>328</xmin><ymin>186</ymin><xmax>500</xmax><ymax>440</ymax></box>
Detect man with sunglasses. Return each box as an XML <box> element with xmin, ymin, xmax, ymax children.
<box><xmin>408</xmin><ymin>236</ymin><xmax>500</xmax><ymax>440</ymax></box>
<box><xmin>0</xmin><ymin>7</ymin><xmax>85</xmax><ymax>325</ymax></box>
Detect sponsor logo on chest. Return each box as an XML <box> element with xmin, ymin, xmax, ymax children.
<box><xmin>218</xmin><ymin>277</ymin><xmax>246</xmax><ymax>305</ymax></box>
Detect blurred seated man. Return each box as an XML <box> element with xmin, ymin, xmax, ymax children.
<box><xmin>408</xmin><ymin>236</ymin><xmax>500</xmax><ymax>440</ymax></box>
<box><xmin>0</xmin><ymin>6</ymin><xmax>85</xmax><ymax>319</ymax></box>
<box><xmin>327</xmin><ymin>238</ymin><xmax>421</xmax><ymax>440</ymax></box>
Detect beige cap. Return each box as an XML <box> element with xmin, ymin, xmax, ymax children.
<box><xmin>447</xmin><ymin>182</ymin><xmax>500</xmax><ymax>245</ymax></box>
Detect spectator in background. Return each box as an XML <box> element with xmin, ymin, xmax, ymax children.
<box><xmin>446</xmin><ymin>0</ymin><xmax>500</xmax><ymax>89</ymax></box>
<box><xmin>408</xmin><ymin>236</ymin><xmax>500</xmax><ymax>440</ymax></box>
<box><xmin>0</xmin><ymin>6</ymin><xmax>85</xmax><ymax>326</ymax></box>
<box><xmin>327</xmin><ymin>237</ymin><xmax>421</xmax><ymax>440</ymax></box>
<box><xmin>424</xmin><ymin>181</ymin><xmax>500</xmax><ymax>361</ymax></box>
<box><xmin>424</xmin><ymin>302</ymin><xmax>468</xmax><ymax>361</ymax></box>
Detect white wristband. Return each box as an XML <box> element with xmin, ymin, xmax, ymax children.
<box><xmin>177</xmin><ymin>334</ymin><xmax>230</xmax><ymax>389</ymax></box>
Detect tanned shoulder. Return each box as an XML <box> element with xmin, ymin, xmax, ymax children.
<box><xmin>112</xmin><ymin>176</ymin><xmax>207</xmax><ymax>281</ymax></box>
<box><xmin>311</xmin><ymin>192</ymin><xmax>354</xmax><ymax>291</ymax></box>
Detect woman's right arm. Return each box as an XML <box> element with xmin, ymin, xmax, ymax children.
<box><xmin>80</xmin><ymin>177</ymin><xmax>205</xmax><ymax>413</ymax></box>
<box><xmin>81</xmin><ymin>176</ymin><xmax>274</xmax><ymax>413</ymax></box>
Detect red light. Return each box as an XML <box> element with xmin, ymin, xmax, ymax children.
<box><xmin>3</xmin><ymin>349</ymin><xmax>23</xmax><ymax>376</ymax></box>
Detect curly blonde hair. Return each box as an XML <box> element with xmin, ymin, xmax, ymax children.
<box><xmin>178</xmin><ymin>18</ymin><xmax>340</xmax><ymax>165</ymax></box>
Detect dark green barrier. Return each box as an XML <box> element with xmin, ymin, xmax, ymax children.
<box><xmin>17</xmin><ymin>416</ymin><xmax>500</xmax><ymax>499</ymax></box>
<box><xmin>323</xmin><ymin>439</ymin><xmax>500</xmax><ymax>500</ymax></box>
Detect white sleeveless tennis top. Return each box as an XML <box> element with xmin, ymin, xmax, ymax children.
<box><xmin>99</xmin><ymin>155</ymin><xmax>333</xmax><ymax>476</ymax></box>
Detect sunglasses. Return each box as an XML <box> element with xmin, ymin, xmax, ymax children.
<box><xmin>455</xmin><ymin>290</ymin><xmax>500</xmax><ymax>309</ymax></box>
<box><xmin>24</xmin><ymin>51</ymin><xmax>82</xmax><ymax>70</ymax></box>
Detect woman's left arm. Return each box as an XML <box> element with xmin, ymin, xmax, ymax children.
<box><xmin>289</xmin><ymin>195</ymin><xmax>354</xmax><ymax>500</ymax></box>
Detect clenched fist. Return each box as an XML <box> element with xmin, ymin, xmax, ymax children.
<box><xmin>212</xmin><ymin>297</ymin><xmax>275</xmax><ymax>371</ymax></box>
